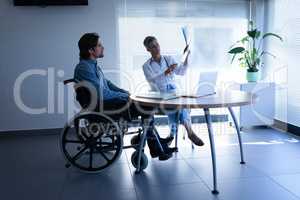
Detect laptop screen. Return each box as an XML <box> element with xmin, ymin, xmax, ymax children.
<box><xmin>196</xmin><ymin>71</ymin><xmax>218</xmax><ymax>96</ymax></box>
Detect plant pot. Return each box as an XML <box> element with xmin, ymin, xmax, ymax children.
<box><xmin>246</xmin><ymin>71</ymin><xmax>260</xmax><ymax>82</ymax></box>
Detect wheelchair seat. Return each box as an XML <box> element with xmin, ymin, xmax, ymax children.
<box><xmin>64</xmin><ymin>78</ymin><xmax>133</xmax><ymax>121</ymax></box>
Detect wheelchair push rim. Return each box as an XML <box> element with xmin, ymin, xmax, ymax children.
<box><xmin>60</xmin><ymin>112</ymin><xmax>123</xmax><ymax>173</ymax></box>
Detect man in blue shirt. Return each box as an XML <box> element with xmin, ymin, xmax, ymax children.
<box><xmin>73</xmin><ymin>33</ymin><xmax>174</xmax><ymax>160</ymax></box>
<box><xmin>74</xmin><ymin>33</ymin><xmax>129</xmax><ymax>111</ymax></box>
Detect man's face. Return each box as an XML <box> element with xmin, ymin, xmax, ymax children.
<box><xmin>147</xmin><ymin>40</ymin><xmax>160</xmax><ymax>56</ymax></box>
<box><xmin>90</xmin><ymin>40</ymin><xmax>104</xmax><ymax>58</ymax></box>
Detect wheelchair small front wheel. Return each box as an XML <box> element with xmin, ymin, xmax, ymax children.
<box><xmin>131</xmin><ymin>151</ymin><xmax>148</xmax><ymax>170</ymax></box>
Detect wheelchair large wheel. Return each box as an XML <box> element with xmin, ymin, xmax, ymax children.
<box><xmin>60</xmin><ymin>112</ymin><xmax>123</xmax><ymax>173</ymax></box>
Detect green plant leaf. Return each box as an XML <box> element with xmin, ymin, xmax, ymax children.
<box><xmin>263</xmin><ymin>33</ymin><xmax>283</xmax><ymax>41</ymax></box>
<box><xmin>256</xmin><ymin>58</ymin><xmax>260</xmax><ymax>66</ymax></box>
<box><xmin>252</xmin><ymin>48</ymin><xmax>257</xmax><ymax>59</ymax></box>
<box><xmin>245</xmin><ymin>53</ymin><xmax>251</xmax><ymax>69</ymax></box>
<box><xmin>247</xmin><ymin>29</ymin><xmax>257</xmax><ymax>38</ymax></box>
<box><xmin>228</xmin><ymin>47</ymin><xmax>245</xmax><ymax>54</ymax></box>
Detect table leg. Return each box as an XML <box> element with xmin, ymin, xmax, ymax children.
<box><xmin>228</xmin><ymin>107</ymin><xmax>245</xmax><ymax>164</ymax></box>
<box><xmin>203</xmin><ymin>108</ymin><xmax>219</xmax><ymax>195</ymax></box>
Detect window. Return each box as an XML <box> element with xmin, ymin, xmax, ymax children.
<box><xmin>117</xmin><ymin>0</ymin><xmax>249</xmax><ymax>93</ymax></box>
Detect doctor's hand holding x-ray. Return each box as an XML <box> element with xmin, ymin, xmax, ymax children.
<box><xmin>164</xmin><ymin>45</ymin><xmax>190</xmax><ymax>76</ymax></box>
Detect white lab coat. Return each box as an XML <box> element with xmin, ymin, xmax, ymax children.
<box><xmin>142</xmin><ymin>55</ymin><xmax>187</xmax><ymax>92</ymax></box>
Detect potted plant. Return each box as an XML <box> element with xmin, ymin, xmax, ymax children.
<box><xmin>228</xmin><ymin>21</ymin><xmax>283</xmax><ymax>82</ymax></box>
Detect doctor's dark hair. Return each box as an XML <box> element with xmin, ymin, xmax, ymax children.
<box><xmin>143</xmin><ymin>36</ymin><xmax>157</xmax><ymax>48</ymax></box>
<box><xmin>78</xmin><ymin>33</ymin><xmax>99</xmax><ymax>60</ymax></box>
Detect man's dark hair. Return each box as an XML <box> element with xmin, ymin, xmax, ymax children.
<box><xmin>143</xmin><ymin>36</ymin><xmax>157</xmax><ymax>48</ymax></box>
<box><xmin>78</xmin><ymin>33</ymin><xmax>99</xmax><ymax>60</ymax></box>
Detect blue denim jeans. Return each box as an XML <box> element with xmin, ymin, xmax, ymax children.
<box><xmin>167</xmin><ymin>109</ymin><xmax>191</xmax><ymax>137</ymax></box>
<box><xmin>163</xmin><ymin>84</ymin><xmax>191</xmax><ymax>137</ymax></box>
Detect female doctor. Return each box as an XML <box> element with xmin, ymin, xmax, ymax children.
<box><xmin>142</xmin><ymin>36</ymin><xmax>204</xmax><ymax>146</ymax></box>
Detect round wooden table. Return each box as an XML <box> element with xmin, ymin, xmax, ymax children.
<box><xmin>130</xmin><ymin>90</ymin><xmax>255</xmax><ymax>194</ymax></box>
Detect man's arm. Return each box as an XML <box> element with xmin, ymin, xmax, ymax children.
<box><xmin>74</xmin><ymin>64</ymin><xmax>128</xmax><ymax>101</ymax></box>
<box><xmin>106</xmin><ymin>80</ymin><xmax>129</xmax><ymax>94</ymax></box>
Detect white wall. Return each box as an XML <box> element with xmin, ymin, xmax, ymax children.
<box><xmin>265</xmin><ymin>0</ymin><xmax>300</xmax><ymax>126</ymax></box>
<box><xmin>0</xmin><ymin>0</ymin><xmax>120</xmax><ymax>131</ymax></box>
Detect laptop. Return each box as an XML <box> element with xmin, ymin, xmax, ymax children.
<box><xmin>180</xmin><ymin>71</ymin><xmax>218</xmax><ymax>98</ymax></box>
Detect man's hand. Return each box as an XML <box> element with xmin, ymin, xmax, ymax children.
<box><xmin>164</xmin><ymin>64</ymin><xmax>177</xmax><ymax>75</ymax></box>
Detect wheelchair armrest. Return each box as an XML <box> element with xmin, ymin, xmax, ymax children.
<box><xmin>63</xmin><ymin>78</ymin><xmax>78</xmax><ymax>85</ymax></box>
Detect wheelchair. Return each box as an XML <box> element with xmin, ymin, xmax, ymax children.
<box><xmin>60</xmin><ymin>78</ymin><xmax>164</xmax><ymax>173</ymax></box>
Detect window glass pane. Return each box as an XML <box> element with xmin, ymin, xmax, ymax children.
<box><xmin>118</xmin><ymin>0</ymin><xmax>249</xmax><ymax>93</ymax></box>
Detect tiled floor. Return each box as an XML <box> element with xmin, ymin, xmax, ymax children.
<box><xmin>1</xmin><ymin>123</ymin><xmax>300</xmax><ymax>200</ymax></box>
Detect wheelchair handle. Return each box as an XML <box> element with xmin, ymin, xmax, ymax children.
<box><xmin>63</xmin><ymin>78</ymin><xmax>78</xmax><ymax>85</ymax></box>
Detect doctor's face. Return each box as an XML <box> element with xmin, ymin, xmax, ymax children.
<box><xmin>147</xmin><ymin>40</ymin><xmax>160</xmax><ymax>56</ymax></box>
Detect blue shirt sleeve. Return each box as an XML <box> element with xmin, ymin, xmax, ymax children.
<box><xmin>74</xmin><ymin>63</ymin><xmax>129</xmax><ymax>102</ymax></box>
<box><xmin>106</xmin><ymin>80</ymin><xmax>129</xmax><ymax>94</ymax></box>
